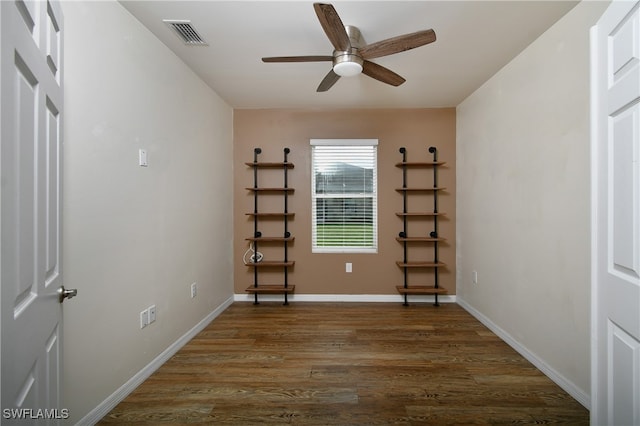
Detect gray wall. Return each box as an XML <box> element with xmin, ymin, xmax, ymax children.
<box><xmin>456</xmin><ymin>0</ymin><xmax>608</xmax><ymax>407</ymax></box>
<box><xmin>61</xmin><ymin>1</ymin><xmax>233</xmax><ymax>422</ymax></box>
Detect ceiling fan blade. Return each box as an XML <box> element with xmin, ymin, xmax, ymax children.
<box><xmin>262</xmin><ymin>56</ymin><xmax>333</xmax><ymax>63</ymax></box>
<box><xmin>317</xmin><ymin>69</ymin><xmax>341</xmax><ymax>92</ymax></box>
<box><xmin>313</xmin><ymin>3</ymin><xmax>350</xmax><ymax>52</ymax></box>
<box><xmin>362</xmin><ymin>60</ymin><xmax>406</xmax><ymax>87</ymax></box>
<box><xmin>360</xmin><ymin>29</ymin><xmax>436</xmax><ymax>60</ymax></box>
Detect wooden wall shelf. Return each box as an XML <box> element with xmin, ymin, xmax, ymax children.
<box><xmin>396</xmin><ymin>286</ymin><xmax>448</xmax><ymax>295</ymax></box>
<box><xmin>396</xmin><ymin>261</ymin><xmax>446</xmax><ymax>268</ymax></box>
<box><xmin>245</xmin><ymin>285</ymin><xmax>296</xmax><ymax>294</ymax></box>
<box><xmin>244</xmin><ymin>162</ymin><xmax>294</xmax><ymax>169</ymax></box>
<box><xmin>245</xmin><ymin>213</ymin><xmax>295</xmax><ymax>218</ymax></box>
<box><xmin>395</xmin><ymin>187</ymin><xmax>446</xmax><ymax>192</ymax></box>
<box><xmin>245</xmin><ymin>187</ymin><xmax>295</xmax><ymax>192</ymax></box>
<box><xmin>395</xmin><ymin>147</ymin><xmax>447</xmax><ymax>306</ymax></box>
<box><xmin>396</xmin><ymin>237</ymin><xmax>445</xmax><ymax>242</ymax></box>
<box><xmin>245</xmin><ymin>237</ymin><xmax>295</xmax><ymax>242</ymax></box>
<box><xmin>395</xmin><ymin>161</ymin><xmax>446</xmax><ymax>167</ymax></box>
<box><xmin>396</xmin><ymin>212</ymin><xmax>445</xmax><ymax>217</ymax></box>
<box><xmin>247</xmin><ymin>261</ymin><xmax>295</xmax><ymax>267</ymax></box>
<box><xmin>244</xmin><ymin>148</ymin><xmax>294</xmax><ymax>305</ymax></box>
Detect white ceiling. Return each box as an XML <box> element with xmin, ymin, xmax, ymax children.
<box><xmin>119</xmin><ymin>1</ymin><xmax>579</xmax><ymax>109</ymax></box>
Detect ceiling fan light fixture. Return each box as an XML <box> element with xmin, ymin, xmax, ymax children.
<box><xmin>333</xmin><ymin>61</ymin><xmax>362</xmax><ymax>77</ymax></box>
<box><xmin>333</xmin><ymin>53</ymin><xmax>363</xmax><ymax>77</ymax></box>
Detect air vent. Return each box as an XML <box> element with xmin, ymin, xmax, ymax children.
<box><xmin>163</xmin><ymin>20</ymin><xmax>208</xmax><ymax>46</ymax></box>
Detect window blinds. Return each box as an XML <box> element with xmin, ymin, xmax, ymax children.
<box><xmin>311</xmin><ymin>139</ymin><xmax>378</xmax><ymax>253</ymax></box>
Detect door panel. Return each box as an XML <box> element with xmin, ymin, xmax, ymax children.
<box><xmin>14</xmin><ymin>53</ymin><xmax>39</xmax><ymax>313</ymax></box>
<box><xmin>1</xmin><ymin>0</ymin><xmax>65</xmax><ymax>422</ymax></box>
<box><xmin>608</xmin><ymin>321</ymin><xmax>640</xmax><ymax>426</ymax></box>
<box><xmin>46</xmin><ymin>2</ymin><xmax>61</xmax><ymax>78</ymax></box>
<box><xmin>592</xmin><ymin>1</ymin><xmax>640</xmax><ymax>424</ymax></box>
<box><xmin>45</xmin><ymin>98</ymin><xmax>61</xmax><ymax>287</ymax></box>
<box><xmin>611</xmin><ymin>102</ymin><xmax>639</xmax><ymax>282</ymax></box>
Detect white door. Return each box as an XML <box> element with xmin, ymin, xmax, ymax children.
<box><xmin>591</xmin><ymin>1</ymin><xmax>640</xmax><ymax>425</ymax></box>
<box><xmin>0</xmin><ymin>0</ymin><xmax>69</xmax><ymax>423</ymax></box>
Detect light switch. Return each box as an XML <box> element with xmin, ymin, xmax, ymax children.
<box><xmin>346</xmin><ymin>263</ymin><xmax>352</xmax><ymax>273</ymax></box>
<box><xmin>138</xmin><ymin>149</ymin><xmax>148</xmax><ymax>167</ymax></box>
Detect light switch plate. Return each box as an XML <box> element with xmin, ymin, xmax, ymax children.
<box><xmin>138</xmin><ymin>149</ymin><xmax>148</xmax><ymax>167</ymax></box>
<box><xmin>148</xmin><ymin>305</ymin><xmax>156</xmax><ymax>323</ymax></box>
<box><xmin>140</xmin><ymin>310</ymin><xmax>148</xmax><ymax>328</ymax></box>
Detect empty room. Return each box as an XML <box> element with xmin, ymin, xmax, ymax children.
<box><xmin>2</xmin><ymin>0</ymin><xmax>638</xmax><ymax>424</ymax></box>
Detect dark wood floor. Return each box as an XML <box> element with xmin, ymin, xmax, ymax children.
<box><xmin>99</xmin><ymin>302</ymin><xmax>589</xmax><ymax>425</ymax></box>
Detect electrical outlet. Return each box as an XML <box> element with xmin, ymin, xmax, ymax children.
<box><xmin>140</xmin><ymin>310</ymin><xmax>149</xmax><ymax>329</ymax></box>
<box><xmin>148</xmin><ymin>305</ymin><xmax>156</xmax><ymax>323</ymax></box>
<box><xmin>472</xmin><ymin>270</ymin><xmax>478</xmax><ymax>285</ymax></box>
<box><xmin>190</xmin><ymin>282</ymin><xmax>197</xmax><ymax>298</ymax></box>
<box><xmin>346</xmin><ymin>262</ymin><xmax>352</xmax><ymax>273</ymax></box>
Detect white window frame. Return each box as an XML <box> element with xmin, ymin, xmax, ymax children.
<box><xmin>310</xmin><ymin>139</ymin><xmax>378</xmax><ymax>254</ymax></box>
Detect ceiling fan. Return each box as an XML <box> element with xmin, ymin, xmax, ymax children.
<box><xmin>262</xmin><ymin>3</ymin><xmax>436</xmax><ymax>92</ymax></box>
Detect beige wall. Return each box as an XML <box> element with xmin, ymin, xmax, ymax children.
<box><xmin>234</xmin><ymin>109</ymin><xmax>455</xmax><ymax>298</ymax></box>
<box><xmin>62</xmin><ymin>1</ymin><xmax>233</xmax><ymax>422</ymax></box>
<box><xmin>456</xmin><ymin>0</ymin><xmax>608</xmax><ymax>406</ymax></box>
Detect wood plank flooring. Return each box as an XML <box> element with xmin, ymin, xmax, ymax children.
<box><xmin>99</xmin><ymin>303</ymin><xmax>588</xmax><ymax>425</ymax></box>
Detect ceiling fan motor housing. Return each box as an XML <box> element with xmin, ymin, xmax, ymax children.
<box><xmin>332</xmin><ymin>25</ymin><xmax>365</xmax><ymax>77</ymax></box>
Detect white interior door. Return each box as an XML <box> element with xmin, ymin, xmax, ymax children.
<box><xmin>1</xmin><ymin>0</ymin><xmax>66</xmax><ymax>423</ymax></box>
<box><xmin>591</xmin><ymin>1</ymin><xmax>640</xmax><ymax>425</ymax></box>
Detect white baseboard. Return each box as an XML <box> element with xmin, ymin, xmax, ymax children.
<box><xmin>234</xmin><ymin>293</ymin><xmax>456</xmax><ymax>304</ymax></box>
<box><xmin>456</xmin><ymin>297</ymin><xmax>590</xmax><ymax>409</ymax></box>
<box><xmin>76</xmin><ymin>296</ymin><xmax>234</xmax><ymax>426</ymax></box>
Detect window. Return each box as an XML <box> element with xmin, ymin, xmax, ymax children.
<box><xmin>311</xmin><ymin>139</ymin><xmax>378</xmax><ymax>253</ymax></box>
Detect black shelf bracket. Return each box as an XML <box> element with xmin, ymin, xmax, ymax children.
<box><xmin>283</xmin><ymin>148</ymin><xmax>290</xmax><ymax>306</ymax></box>
<box><xmin>429</xmin><ymin>147</ymin><xmax>440</xmax><ymax>307</ymax></box>
<box><xmin>399</xmin><ymin>147</ymin><xmax>409</xmax><ymax>306</ymax></box>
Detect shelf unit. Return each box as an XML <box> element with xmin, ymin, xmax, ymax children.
<box><xmin>244</xmin><ymin>147</ymin><xmax>294</xmax><ymax>305</ymax></box>
<box><xmin>395</xmin><ymin>146</ymin><xmax>447</xmax><ymax>306</ymax></box>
